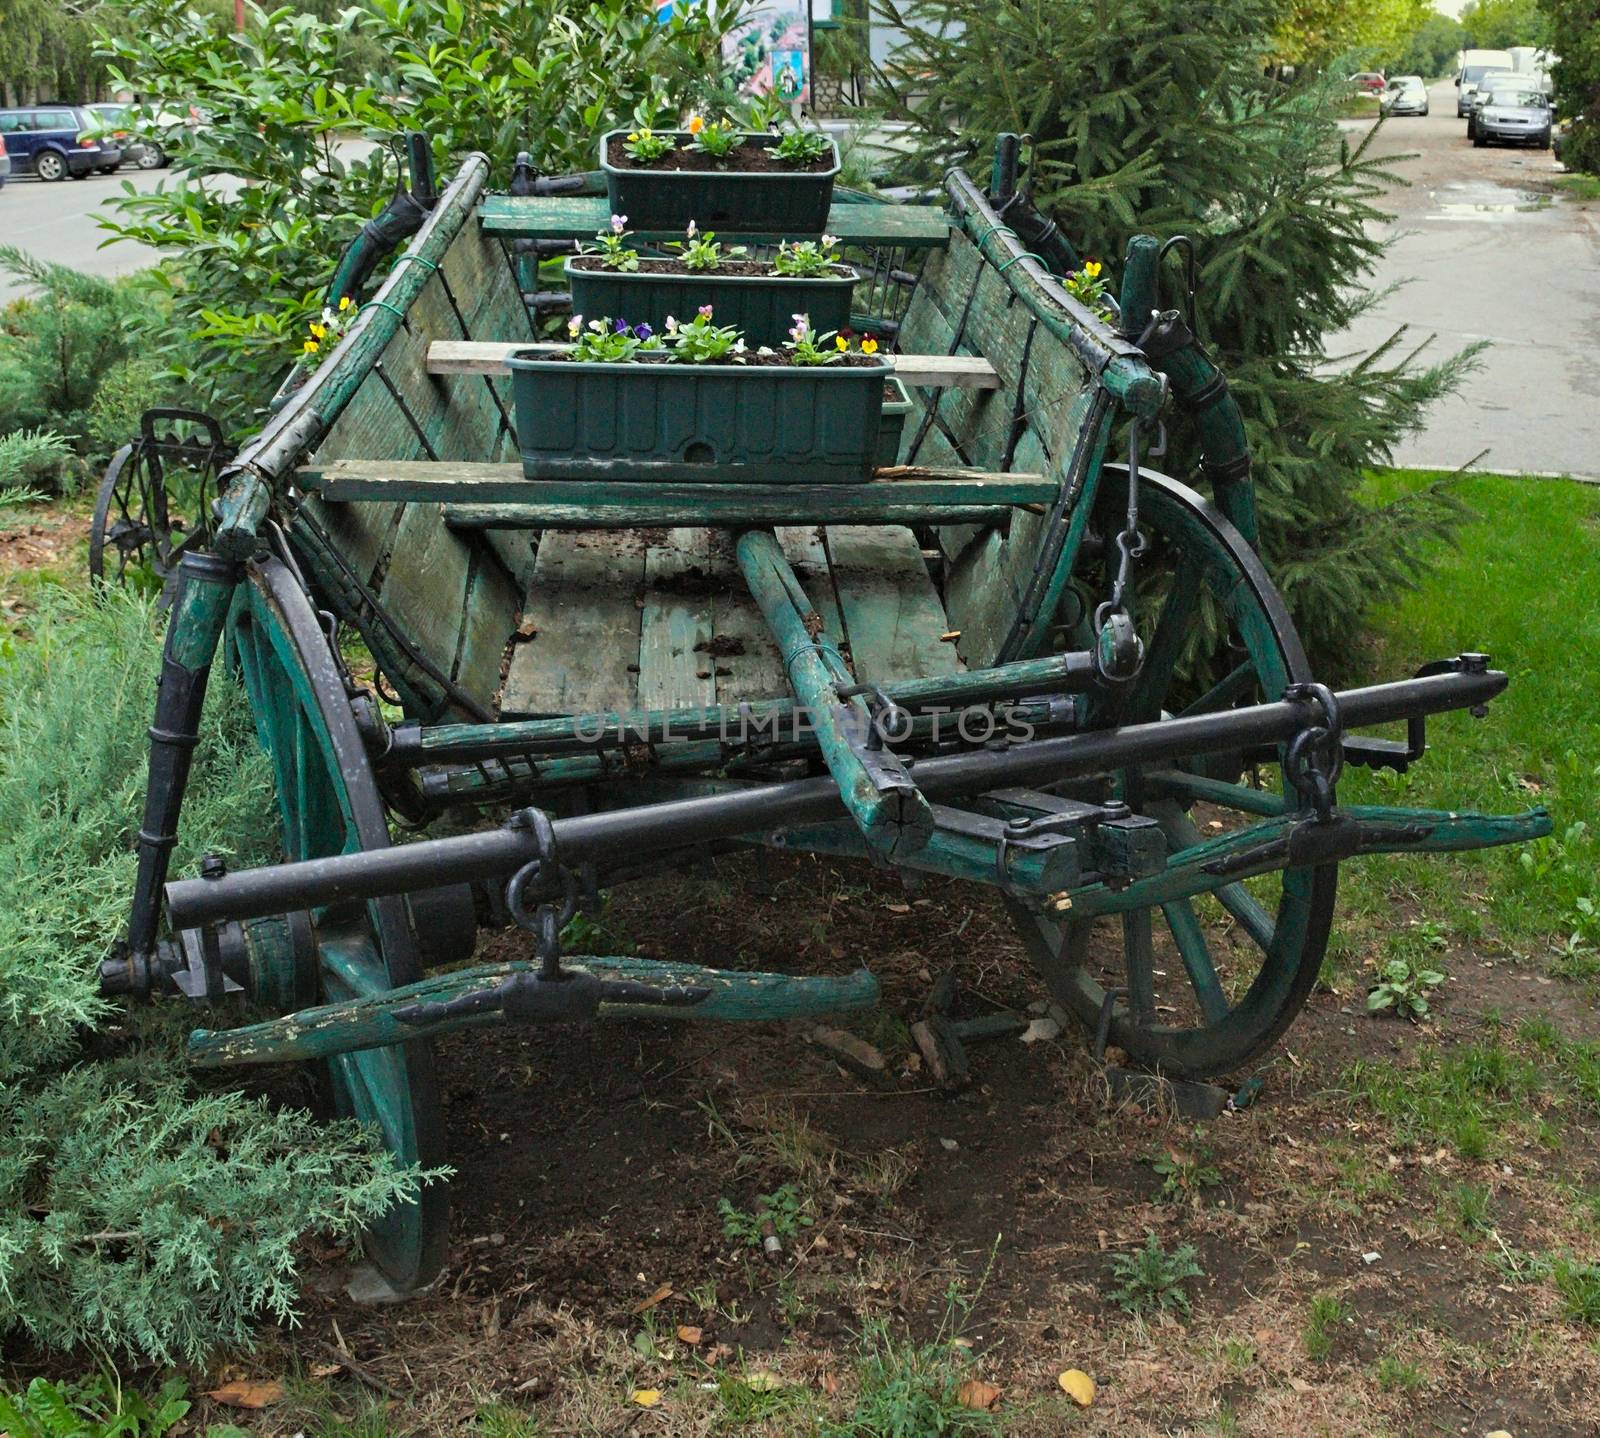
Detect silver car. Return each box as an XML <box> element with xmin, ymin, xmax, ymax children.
<box><xmin>1382</xmin><ymin>75</ymin><xmax>1429</xmax><ymax>117</ymax></box>
<box><xmin>1473</xmin><ymin>82</ymin><xmax>1553</xmax><ymax>149</ymax></box>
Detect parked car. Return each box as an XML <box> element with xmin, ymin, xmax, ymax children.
<box><xmin>1473</xmin><ymin>81</ymin><xmax>1553</xmax><ymax>149</ymax></box>
<box><xmin>1464</xmin><ymin>71</ymin><xmax>1515</xmax><ymax>138</ymax></box>
<box><xmin>0</xmin><ymin>105</ymin><xmax>121</xmax><ymax>180</ymax></box>
<box><xmin>85</xmin><ymin>102</ymin><xmax>178</xmax><ymax>170</ymax></box>
<box><xmin>0</xmin><ymin>133</ymin><xmax>11</xmax><ymax>190</ymax></box>
<box><xmin>1456</xmin><ymin>49</ymin><xmax>1515</xmax><ymax>116</ymax></box>
<box><xmin>1349</xmin><ymin>71</ymin><xmax>1387</xmax><ymax>95</ymax></box>
<box><xmin>1382</xmin><ymin>75</ymin><xmax>1429</xmax><ymax>117</ymax></box>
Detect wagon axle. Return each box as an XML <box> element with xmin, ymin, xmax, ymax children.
<box><xmin>158</xmin><ymin>658</ymin><xmax>1524</xmax><ymax>934</ymax></box>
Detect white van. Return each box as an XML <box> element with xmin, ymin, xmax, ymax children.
<box><xmin>1456</xmin><ymin>48</ymin><xmax>1516</xmax><ymax>115</ymax></box>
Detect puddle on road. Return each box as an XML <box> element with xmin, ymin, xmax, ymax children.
<box><xmin>1432</xmin><ymin>180</ymin><xmax>1553</xmax><ymax>218</ymax></box>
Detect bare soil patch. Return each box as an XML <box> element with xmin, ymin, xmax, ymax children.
<box><xmin>192</xmin><ymin>850</ymin><xmax>1600</xmax><ymax>1435</ymax></box>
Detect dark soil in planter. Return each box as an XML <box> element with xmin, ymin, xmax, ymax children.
<box><xmin>569</xmin><ymin>256</ymin><xmax>851</xmax><ymax>280</ymax></box>
<box><xmin>606</xmin><ymin>134</ymin><xmax>833</xmax><ymax>174</ymax></box>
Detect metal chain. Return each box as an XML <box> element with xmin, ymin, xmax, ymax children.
<box><xmin>1282</xmin><ymin>683</ymin><xmax>1345</xmax><ymax>822</ymax></box>
<box><xmin>504</xmin><ymin>808</ymin><xmax>580</xmax><ymax>979</ymax></box>
<box><xmin>1090</xmin><ymin>421</ymin><xmax>1150</xmax><ymax>684</ymax></box>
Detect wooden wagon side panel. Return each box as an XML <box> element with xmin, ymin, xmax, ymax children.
<box><xmin>303</xmin><ymin>217</ymin><xmax>529</xmax><ymax>713</ymax></box>
<box><xmin>896</xmin><ymin>228</ymin><xmax>1095</xmax><ymax>670</ymax></box>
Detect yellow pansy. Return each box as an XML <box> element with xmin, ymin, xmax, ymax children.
<box><xmin>861</xmin><ymin>336</ymin><xmax>879</xmax><ymax>354</ymax></box>
<box><xmin>835</xmin><ymin>335</ymin><xmax>849</xmax><ymax>351</ymax></box>
<box><xmin>309</xmin><ymin>322</ymin><xmax>326</xmax><ymax>340</ymax></box>
<box><xmin>1083</xmin><ymin>260</ymin><xmax>1103</xmax><ymax>278</ymax></box>
<box><xmin>338</xmin><ymin>295</ymin><xmax>353</xmax><ymax>311</ymax></box>
<box><xmin>302</xmin><ymin>339</ymin><xmax>319</xmax><ymax>353</ymax></box>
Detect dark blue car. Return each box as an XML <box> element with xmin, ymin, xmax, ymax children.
<box><xmin>0</xmin><ymin>105</ymin><xmax>121</xmax><ymax>181</ymax></box>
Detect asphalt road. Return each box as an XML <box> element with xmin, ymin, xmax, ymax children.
<box><xmin>0</xmin><ymin>165</ymin><xmax>179</xmax><ymax>303</ymax></box>
<box><xmin>1335</xmin><ymin>79</ymin><xmax>1600</xmax><ymax>478</ymax></box>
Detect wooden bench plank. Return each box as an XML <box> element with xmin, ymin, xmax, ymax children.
<box><xmin>425</xmin><ymin>340</ymin><xmax>1000</xmax><ymax>391</ymax></box>
<box><xmin>298</xmin><ymin>460</ymin><xmax>1049</xmax><ymax>508</ymax></box>
<box><xmin>477</xmin><ymin>195</ymin><xmax>952</xmax><ymax>249</ymax></box>
<box><xmin>500</xmin><ymin>531</ymin><xmax>645</xmax><ymax>717</ymax></box>
<box><xmin>823</xmin><ymin>526</ymin><xmax>960</xmax><ymax>684</ymax></box>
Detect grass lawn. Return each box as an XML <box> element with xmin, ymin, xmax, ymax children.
<box><xmin>1335</xmin><ymin>470</ymin><xmax>1600</xmax><ymax>981</ymax></box>
<box><xmin>6</xmin><ymin>470</ymin><xmax>1600</xmax><ymax>1436</ymax></box>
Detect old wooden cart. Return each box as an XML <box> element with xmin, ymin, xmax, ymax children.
<box><xmin>101</xmin><ymin>137</ymin><xmax>1548</xmax><ymax>1294</ymax></box>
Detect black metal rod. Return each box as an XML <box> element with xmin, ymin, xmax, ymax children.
<box><xmin>166</xmin><ymin>663</ymin><xmax>1506</xmax><ymax>930</ymax></box>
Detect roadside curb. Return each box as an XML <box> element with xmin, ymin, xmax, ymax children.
<box><xmin>1406</xmin><ymin>464</ymin><xmax>1600</xmax><ymax>486</ymax></box>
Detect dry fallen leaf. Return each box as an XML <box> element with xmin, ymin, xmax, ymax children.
<box><xmin>1287</xmin><ymin>1376</ymin><xmax>1313</xmax><ymax>1394</ymax></box>
<box><xmin>957</xmin><ymin>1378</ymin><xmax>1002</xmax><ymax>1411</ymax></box>
<box><xmin>744</xmin><ymin>1370</ymin><xmax>783</xmax><ymax>1393</ymax></box>
<box><xmin>631</xmin><ymin>1388</ymin><xmax>662</xmax><ymax>1407</ymax></box>
<box><xmin>820</xmin><ymin>1371</ymin><xmax>842</xmax><ymax>1395</ymax></box>
<box><xmin>630</xmin><ymin>1283</ymin><xmax>673</xmax><ymax>1314</ymax></box>
<box><xmin>308</xmin><ymin>1361</ymin><xmax>343</xmax><ymax>1379</ymax></box>
<box><xmin>206</xmin><ymin>1379</ymin><xmax>284</xmax><ymax>1409</ymax></box>
<box><xmin>1057</xmin><ymin>1369</ymin><xmax>1095</xmax><ymax>1407</ymax></box>
<box><xmin>676</xmin><ymin>1324</ymin><xmax>703</xmax><ymax>1345</ymax></box>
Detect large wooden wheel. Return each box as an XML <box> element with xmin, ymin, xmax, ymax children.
<box><xmin>227</xmin><ymin>558</ymin><xmax>448</xmax><ymax>1292</ymax></box>
<box><xmin>1011</xmin><ymin>469</ymin><xmax>1338</xmax><ymax>1080</ymax></box>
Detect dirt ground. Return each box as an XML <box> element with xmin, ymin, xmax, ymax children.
<box><xmin>185</xmin><ymin>844</ymin><xmax>1599</xmax><ymax>1438</ymax></box>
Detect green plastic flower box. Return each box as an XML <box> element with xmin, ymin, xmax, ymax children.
<box><xmin>565</xmin><ymin>258</ymin><xmax>857</xmax><ymax>348</ymax></box>
<box><xmin>600</xmin><ymin>129</ymin><xmax>840</xmax><ymax>235</ymax></box>
<box><xmin>508</xmin><ymin>353</ymin><xmax>894</xmax><ymax>484</ymax></box>
<box><xmin>878</xmin><ymin>376</ymin><xmax>912</xmax><ymax>468</ymax></box>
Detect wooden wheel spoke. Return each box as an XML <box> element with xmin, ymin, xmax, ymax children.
<box><xmin>1128</xmin><ymin>555</ymin><xmax>1203</xmax><ymax>722</ymax></box>
<box><xmin>1176</xmin><ymin>658</ymin><xmax>1257</xmax><ymax>718</ymax></box>
<box><xmin>1215</xmin><ymin>881</ymin><xmax>1276</xmax><ymax>953</ymax></box>
<box><xmin>1123</xmin><ymin>908</ymin><xmax>1156</xmax><ymax>1023</ymax></box>
<box><xmin>1161</xmin><ymin>899</ymin><xmax>1230</xmax><ymax>1026</ymax></box>
<box><xmin>321</xmin><ymin>929</ymin><xmax>391</xmax><ymax>1000</ymax></box>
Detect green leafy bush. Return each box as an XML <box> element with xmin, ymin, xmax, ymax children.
<box><xmin>0</xmin><ymin>251</ymin><xmax>170</xmax><ymax>477</ymax></box>
<box><xmin>877</xmin><ymin>0</ymin><xmax>1473</xmax><ymax>670</ymax></box>
<box><xmin>95</xmin><ymin>0</ymin><xmax>742</xmax><ymax>419</ymax></box>
<box><xmin>0</xmin><ymin>429</ymin><xmax>73</xmax><ymax>499</ymax></box>
<box><xmin>1544</xmin><ymin>0</ymin><xmax>1600</xmax><ymax>176</ymax></box>
<box><xmin>0</xmin><ymin>590</ymin><xmax>420</xmax><ymax>1362</ymax></box>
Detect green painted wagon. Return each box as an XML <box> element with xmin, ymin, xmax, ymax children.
<box><xmin>101</xmin><ymin>135</ymin><xmax>1548</xmax><ymax>1296</ymax></box>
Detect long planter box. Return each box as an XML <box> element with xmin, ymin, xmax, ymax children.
<box><xmin>600</xmin><ymin>129</ymin><xmax>839</xmax><ymax>235</ymax></box>
<box><xmin>565</xmin><ymin>258</ymin><xmax>857</xmax><ymax>349</ymax></box>
<box><xmin>508</xmin><ymin>353</ymin><xmax>893</xmax><ymax>484</ymax></box>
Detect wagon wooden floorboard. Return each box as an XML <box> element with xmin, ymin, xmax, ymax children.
<box><xmin>499</xmin><ymin>524</ymin><xmax>959</xmax><ymax>720</ymax></box>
